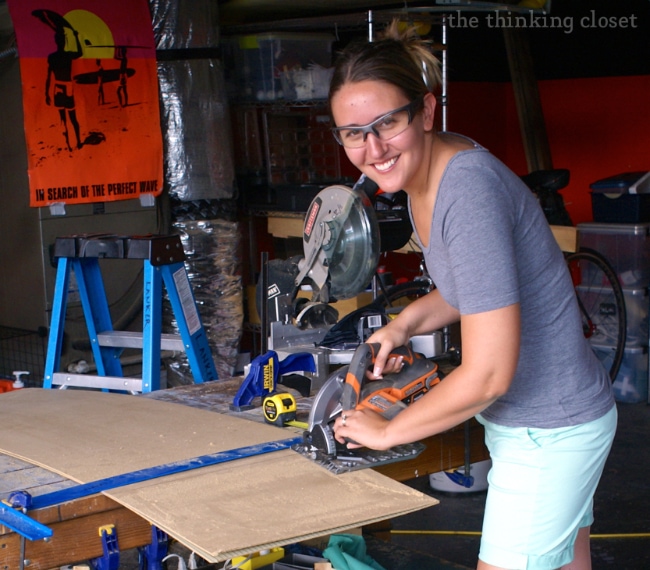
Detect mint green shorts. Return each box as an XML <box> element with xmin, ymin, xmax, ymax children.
<box><xmin>476</xmin><ymin>405</ymin><xmax>617</xmax><ymax>570</ymax></box>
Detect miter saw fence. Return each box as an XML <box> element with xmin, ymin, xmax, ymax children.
<box><xmin>292</xmin><ymin>343</ymin><xmax>441</xmax><ymax>474</ymax></box>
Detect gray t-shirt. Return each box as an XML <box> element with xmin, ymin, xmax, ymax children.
<box><xmin>413</xmin><ymin>140</ymin><xmax>614</xmax><ymax>428</ymax></box>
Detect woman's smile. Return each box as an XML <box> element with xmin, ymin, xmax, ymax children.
<box><xmin>373</xmin><ymin>155</ymin><xmax>399</xmax><ymax>173</ymax></box>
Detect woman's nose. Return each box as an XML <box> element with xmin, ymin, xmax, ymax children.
<box><xmin>364</xmin><ymin>132</ymin><xmax>387</xmax><ymax>155</ymax></box>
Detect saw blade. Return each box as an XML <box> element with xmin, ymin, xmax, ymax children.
<box><xmin>307</xmin><ymin>367</ymin><xmax>347</xmax><ymax>432</ymax></box>
<box><xmin>300</xmin><ymin>185</ymin><xmax>380</xmax><ymax>301</ymax></box>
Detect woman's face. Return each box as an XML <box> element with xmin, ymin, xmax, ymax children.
<box><xmin>330</xmin><ymin>80</ymin><xmax>435</xmax><ymax>194</ymax></box>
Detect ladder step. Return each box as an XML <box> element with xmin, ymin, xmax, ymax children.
<box><xmin>52</xmin><ymin>373</ymin><xmax>143</xmax><ymax>392</ymax></box>
<box><xmin>97</xmin><ymin>331</ymin><xmax>185</xmax><ymax>351</ymax></box>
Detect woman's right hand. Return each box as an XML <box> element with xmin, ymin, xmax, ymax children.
<box><xmin>365</xmin><ymin>320</ymin><xmax>411</xmax><ymax>378</ymax></box>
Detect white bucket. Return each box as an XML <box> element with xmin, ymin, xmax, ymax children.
<box><xmin>429</xmin><ymin>459</ymin><xmax>492</xmax><ymax>493</ymax></box>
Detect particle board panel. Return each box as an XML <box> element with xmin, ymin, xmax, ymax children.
<box><xmin>0</xmin><ymin>389</ymin><xmax>437</xmax><ymax>563</ymax></box>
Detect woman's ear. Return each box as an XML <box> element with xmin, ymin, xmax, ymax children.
<box><xmin>422</xmin><ymin>92</ymin><xmax>437</xmax><ymax>131</ymax></box>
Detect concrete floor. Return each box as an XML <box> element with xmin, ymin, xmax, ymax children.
<box><xmin>389</xmin><ymin>401</ymin><xmax>650</xmax><ymax>569</ymax></box>
<box><xmin>109</xmin><ymin>401</ymin><xmax>649</xmax><ymax>569</ymax></box>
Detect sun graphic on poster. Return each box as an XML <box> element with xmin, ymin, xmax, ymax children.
<box><xmin>64</xmin><ymin>9</ymin><xmax>114</xmax><ymax>59</ymax></box>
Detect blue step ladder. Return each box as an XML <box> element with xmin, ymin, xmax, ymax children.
<box><xmin>43</xmin><ymin>234</ymin><xmax>219</xmax><ymax>393</ymax></box>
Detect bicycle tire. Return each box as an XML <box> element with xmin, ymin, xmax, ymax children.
<box><xmin>565</xmin><ymin>247</ymin><xmax>627</xmax><ymax>383</ymax></box>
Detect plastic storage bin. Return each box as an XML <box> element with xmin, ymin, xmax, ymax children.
<box><xmin>590</xmin><ymin>172</ymin><xmax>650</xmax><ymax>223</ymax></box>
<box><xmin>578</xmin><ymin>223</ymin><xmax>650</xmax><ymax>288</ymax></box>
<box><xmin>224</xmin><ymin>33</ymin><xmax>334</xmax><ymax>102</ymax></box>
<box><xmin>576</xmin><ymin>285</ymin><xmax>649</xmax><ymax>346</ymax></box>
<box><xmin>592</xmin><ymin>344</ymin><xmax>649</xmax><ymax>403</ymax></box>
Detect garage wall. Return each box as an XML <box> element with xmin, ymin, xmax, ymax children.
<box><xmin>446</xmin><ymin>74</ymin><xmax>650</xmax><ymax>224</ymax></box>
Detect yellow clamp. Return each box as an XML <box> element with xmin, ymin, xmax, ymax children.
<box><xmin>97</xmin><ymin>524</ymin><xmax>116</xmax><ymax>537</ymax></box>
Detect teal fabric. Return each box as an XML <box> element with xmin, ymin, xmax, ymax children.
<box><xmin>323</xmin><ymin>534</ymin><xmax>386</xmax><ymax>570</ymax></box>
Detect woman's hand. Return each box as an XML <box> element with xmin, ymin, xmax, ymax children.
<box><xmin>333</xmin><ymin>407</ymin><xmax>392</xmax><ymax>450</ymax></box>
<box><xmin>365</xmin><ymin>322</ymin><xmax>411</xmax><ymax>379</ymax></box>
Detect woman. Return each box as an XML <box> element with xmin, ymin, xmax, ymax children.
<box><xmin>330</xmin><ymin>22</ymin><xmax>616</xmax><ymax>570</ymax></box>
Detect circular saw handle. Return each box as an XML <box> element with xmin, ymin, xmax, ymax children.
<box><xmin>339</xmin><ymin>343</ymin><xmax>419</xmax><ymax>411</ymax></box>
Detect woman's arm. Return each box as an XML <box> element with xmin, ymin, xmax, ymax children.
<box><xmin>333</xmin><ymin>302</ymin><xmax>521</xmax><ymax>449</ymax></box>
<box><xmin>366</xmin><ymin>288</ymin><xmax>460</xmax><ymax>377</ymax></box>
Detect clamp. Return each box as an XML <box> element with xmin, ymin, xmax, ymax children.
<box><xmin>90</xmin><ymin>524</ymin><xmax>120</xmax><ymax>570</ymax></box>
<box><xmin>230</xmin><ymin>350</ymin><xmax>315</xmax><ymax>411</ymax></box>
<box><xmin>138</xmin><ymin>525</ymin><xmax>169</xmax><ymax>570</ymax></box>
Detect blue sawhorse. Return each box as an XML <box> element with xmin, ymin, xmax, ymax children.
<box><xmin>44</xmin><ymin>234</ymin><xmax>218</xmax><ymax>392</ymax></box>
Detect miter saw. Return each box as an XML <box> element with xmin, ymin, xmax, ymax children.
<box><xmin>259</xmin><ymin>180</ymin><xmax>413</xmax><ymax>381</ymax></box>
<box><xmin>292</xmin><ymin>342</ymin><xmax>441</xmax><ymax>474</ymax></box>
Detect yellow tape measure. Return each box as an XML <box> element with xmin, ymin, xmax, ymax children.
<box><xmin>262</xmin><ymin>393</ymin><xmax>307</xmax><ymax>429</ymax></box>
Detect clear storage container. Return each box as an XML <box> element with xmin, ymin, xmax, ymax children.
<box><xmin>578</xmin><ymin>223</ymin><xmax>650</xmax><ymax>288</ymax></box>
<box><xmin>577</xmin><ymin>285</ymin><xmax>649</xmax><ymax>346</ymax></box>
<box><xmin>224</xmin><ymin>33</ymin><xmax>334</xmax><ymax>102</ymax></box>
<box><xmin>592</xmin><ymin>343</ymin><xmax>648</xmax><ymax>403</ymax></box>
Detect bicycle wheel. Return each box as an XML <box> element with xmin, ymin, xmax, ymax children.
<box><xmin>565</xmin><ymin>247</ymin><xmax>627</xmax><ymax>383</ymax></box>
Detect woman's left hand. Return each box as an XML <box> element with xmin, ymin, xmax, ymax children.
<box><xmin>333</xmin><ymin>407</ymin><xmax>391</xmax><ymax>450</ymax></box>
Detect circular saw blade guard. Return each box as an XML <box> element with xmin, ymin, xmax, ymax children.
<box><xmin>297</xmin><ymin>185</ymin><xmax>380</xmax><ymax>302</ymax></box>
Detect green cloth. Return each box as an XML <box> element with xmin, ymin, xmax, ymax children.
<box><xmin>323</xmin><ymin>534</ymin><xmax>386</xmax><ymax>570</ymax></box>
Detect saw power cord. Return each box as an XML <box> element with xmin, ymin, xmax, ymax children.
<box><xmin>162</xmin><ymin>551</ymin><xmax>201</xmax><ymax>569</ymax></box>
<box><xmin>390</xmin><ymin>530</ymin><xmax>650</xmax><ymax>539</ymax></box>
<box><xmin>162</xmin><ymin>553</ymin><xmax>188</xmax><ymax>570</ymax></box>
<box><xmin>159</xmin><ymin>549</ymin><xmax>259</xmax><ymax>569</ymax></box>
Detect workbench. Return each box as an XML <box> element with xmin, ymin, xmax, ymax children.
<box><xmin>0</xmin><ymin>458</ymin><xmax>153</xmax><ymax>568</ymax></box>
<box><xmin>0</xmin><ymin>380</ymin><xmax>487</xmax><ymax>569</ymax></box>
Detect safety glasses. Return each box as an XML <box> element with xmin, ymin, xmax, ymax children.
<box><xmin>332</xmin><ymin>98</ymin><xmax>423</xmax><ymax>148</ymax></box>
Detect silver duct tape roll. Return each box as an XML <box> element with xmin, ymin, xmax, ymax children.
<box><xmin>163</xmin><ymin>219</ymin><xmax>243</xmax><ymax>383</ymax></box>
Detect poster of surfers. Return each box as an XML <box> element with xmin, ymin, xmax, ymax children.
<box><xmin>8</xmin><ymin>0</ymin><xmax>163</xmax><ymax>207</ymax></box>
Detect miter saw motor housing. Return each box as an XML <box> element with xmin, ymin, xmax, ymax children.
<box><xmin>258</xmin><ymin>182</ymin><xmax>413</xmax><ymax>363</ymax></box>
<box><xmin>259</xmin><ymin>184</ymin><xmax>378</xmax><ymax>329</ymax></box>
<box><xmin>259</xmin><ymin>181</ymin><xmax>412</xmax><ymax>312</ymax></box>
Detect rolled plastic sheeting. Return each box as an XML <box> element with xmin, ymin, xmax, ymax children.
<box><xmin>151</xmin><ymin>0</ymin><xmax>236</xmax><ymax>202</ymax></box>
<box><xmin>163</xmin><ymin>218</ymin><xmax>243</xmax><ymax>383</ymax></box>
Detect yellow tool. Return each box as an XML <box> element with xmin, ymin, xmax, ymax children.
<box><xmin>263</xmin><ymin>393</ymin><xmax>307</xmax><ymax>429</ymax></box>
<box><xmin>231</xmin><ymin>547</ymin><xmax>285</xmax><ymax>569</ymax></box>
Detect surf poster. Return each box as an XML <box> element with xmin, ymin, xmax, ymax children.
<box><xmin>8</xmin><ymin>0</ymin><xmax>163</xmax><ymax>207</ymax></box>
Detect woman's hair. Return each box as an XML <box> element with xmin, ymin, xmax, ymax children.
<box><xmin>328</xmin><ymin>20</ymin><xmax>442</xmax><ymax>108</ymax></box>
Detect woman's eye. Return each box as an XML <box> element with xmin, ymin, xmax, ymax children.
<box><xmin>377</xmin><ymin>116</ymin><xmax>396</xmax><ymax>129</ymax></box>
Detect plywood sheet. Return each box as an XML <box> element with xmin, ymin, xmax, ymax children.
<box><xmin>0</xmin><ymin>389</ymin><xmax>437</xmax><ymax>562</ymax></box>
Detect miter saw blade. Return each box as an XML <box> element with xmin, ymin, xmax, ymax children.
<box><xmin>297</xmin><ymin>185</ymin><xmax>380</xmax><ymax>302</ymax></box>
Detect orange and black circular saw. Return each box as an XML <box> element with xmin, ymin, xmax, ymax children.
<box><xmin>293</xmin><ymin>342</ymin><xmax>440</xmax><ymax>473</ymax></box>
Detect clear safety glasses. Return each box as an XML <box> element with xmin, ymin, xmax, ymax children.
<box><xmin>332</xmin><ymin>98</ymin><xmax>423</xmax><ymax>149</ymax></box>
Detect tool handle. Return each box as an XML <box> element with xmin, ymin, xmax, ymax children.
<box><xmin>340</xmin><ymin>343</ymin><xmax>420</xmax><ymax>410</ymax></box>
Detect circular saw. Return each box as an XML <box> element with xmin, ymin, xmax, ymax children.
<box><xmin>294</xmin><ymin>184</ymin><xmax>380</xmax><ymax>304</ymax></box>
